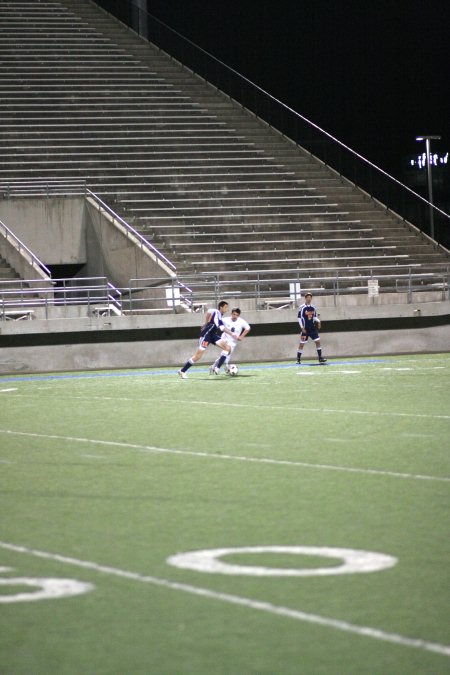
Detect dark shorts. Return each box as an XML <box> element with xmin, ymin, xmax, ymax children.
<box><xmin>198</xmin><ymin>325</ymin><xmax>223</xmax><ymax>350</ymax></box>
<box><xmin>300</xmin><ymin>328</ymin><xmax>320</xmax><ymax>342</ymax></box>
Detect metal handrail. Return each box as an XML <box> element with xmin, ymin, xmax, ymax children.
<box><xmin>1</xmin><ymin>269</ymin><xmax>448</xmax><ymax>319</ymax></box>
<box><xmin>124</xmin><ymin>268</ymin><xmax>450</xmax><ymax>311</ymax></box>
<box><xmin>0</xmin><ymin>183</ymin><xmax>177</xmax><ymax>276</ymax></box>
<box><xmin>0</xmin><ymin>218</ymin><xmax>52</xmax><ymax>278</ymax></box>
<box><xmin>86</xmin><ymin>189</ymin><xmax>177</xmax><ymax>274</ymax></box>
<box><xmin>139</xmin><ymin>271</ymin><xmax>450</xmax><ymax>285</ymax></box>
<box><xmin>0</xmin><ymin>179</ymin><xmax>87</xmax><ymax>198</ymax></box>
<box><xmin>0</xmin><ymin>277</ymin><xmax>123</xmax><ymax>319</ymax></box>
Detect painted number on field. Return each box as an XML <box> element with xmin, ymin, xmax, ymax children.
<box><xmin>0</xmin><ymin>566</ymin><xmax>94</xmax><ymax>602</ymax></box>
<box><xmin>167</xmin><ymin>546</ymin><xmax>397</xmax><ymax>576</ymax></box>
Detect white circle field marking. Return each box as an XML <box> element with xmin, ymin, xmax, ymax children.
<box><xmin>0</xmin><ymin>566</ymin><xmax>94</xmax><ymax>602</ymax></box>
<box><xmin>167</xmin><ymin>546</ymin><xmax>397</xmax><ymax>577</ymax></box>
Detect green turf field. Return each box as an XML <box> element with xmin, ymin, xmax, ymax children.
<box><xmin>1</xmin><ymin>354</ymin><xmax>449</xmax><ymax>674</ymax></box>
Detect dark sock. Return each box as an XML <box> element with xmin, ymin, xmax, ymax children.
<box><xmin>181</xmin><ymin>359</ymin><xmax>194</xmax><ymax>372</ymax></box>
<box><xmin>216</xmin><ymin>354</ymin><xmax>227</xmax><ymax>369</ymax></box>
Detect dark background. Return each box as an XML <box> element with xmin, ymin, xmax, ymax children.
<box><xmin>145</xmin><ymin>0</ymin><xmax>449</xmax><ymax>206</ymax></box>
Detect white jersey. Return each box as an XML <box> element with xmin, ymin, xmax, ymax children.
<box><xmin>222</xmin><ymin>315</ymin><xmax>250</xmax><ymax>345</ymax></box>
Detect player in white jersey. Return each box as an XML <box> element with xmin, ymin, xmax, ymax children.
<box><xmin>212</xmin><ymin>307</ymin><xmax>251</xmax><ymax>373</ymax></box>
<box><xmin>178</xmin><ymin>301</ymin><xmax>237</xmax><ymax>378</ymax></box>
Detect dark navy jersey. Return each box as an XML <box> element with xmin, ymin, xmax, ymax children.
<box><xmin>199</xmin><ymin>307</ymin><xmax>224</xmax><ymax>347</ymax></box>
<box><xmin>298</xmin><ymin>303</ymin><xmax>318</xmax><ymax>332</ymax></box>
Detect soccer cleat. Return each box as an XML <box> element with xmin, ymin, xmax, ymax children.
<box><xmin>209</xmin><ymin>365</ymin><xmax>220</xmax><ymax>375</ymax></box>
<box><xmin>178</xmin><ymin>370</ymin><xmax>188</xmax><ymax>379</ymax></box>
<box><xmin>318</xmin><ymin>357</ymin><xmax>327</xmax><ymax>364</ymax></box>
<box><xmin>296</xmin><ymin>360</ymin><xmax>301</xmax><ymax>365</ymax></box>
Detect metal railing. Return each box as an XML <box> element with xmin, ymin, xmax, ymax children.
<box><xmin>0</xmin><ymin>181</ymin><xmax>178</xmax><ymax>277</ymax></box>
<box><xmin>0</xmin><ymin>218</ymin><xmax>51</xmax><ymax>278</ymax></box>
<box><xmin>1</xmin><ymin>267</ymin><xmax>448</xmax><ymax>320</ymax></box>
<box><xmin>86</xmin><ymin>189</ymin><xmax>176</xmax><ymax>275</ymax></box>
<box><xmin>0</xmin><ymin>179</ymin><xmax>87</xmax><ymax>198</ymax></box>
<box><xmin>0</xmin><ymin>277</ymin><xmax>122</xmax><ymax>320</ymax></box>
<box><xmin>124</xmin><ymin>267</ymin><xmax>450</xmax><ymax>311</ymax></box>
<box><xmin>92</xmin><ymin>0</ymin><xmax>450</xmax><ymax>247</ymax></box>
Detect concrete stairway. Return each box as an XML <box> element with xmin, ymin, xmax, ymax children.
<box><xmin>0</xmin><ymin>0</ymin><xmax>448</xmax><ymax>293</ymax></box>
<box><xmin>0</xmin><ymin>257</ymin><xmax>27</xmax><ymax>316</ymax></box>
<box><xmin>0</xmin><ymin>257</ymin><xmax>20</xmax><ymax>282</ymax></box>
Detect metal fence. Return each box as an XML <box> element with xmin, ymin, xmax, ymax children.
<box><xmin>1</xmin><ymin>267</ymin><xmax>448</xmax><ymax>320</ymax></box>
<box><xmin>125</xmin><ymin>267</ymin><xmax>450</xmax><ymax>312</ymax></box>
<box><xmin>0</xmin><ymin>277</ymin><xmax>122</xmax><ymax>320</ymax></box>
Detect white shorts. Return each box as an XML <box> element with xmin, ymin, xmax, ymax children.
<box><xmin>222</xmin><ymin>336</ymin><xmax>237</xmax><ymax>353</ymax></box>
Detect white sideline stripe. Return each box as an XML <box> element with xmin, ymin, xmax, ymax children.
<box><xmin>11</xmin><ymin>392</ymin><xmax>450</xmax><ymax>420</ymax></box>
<box><xmin>0</xmin><ymin>428</ymin><xmax>449</xmax><ymax>484</ymax></box>
<box><xmin>164</xmin><ymin>398</ymin><xmax>450</xmax><ymax>420</ymax></box>
<box><xmin>0</xmin><ymin>541</ymin><xmax>448</xmax><ymax>658</ymax></box>
<box><xmin>81</xmin><ymin>454</ymin><xmax>107</xmax><ymax>460</ymax></box>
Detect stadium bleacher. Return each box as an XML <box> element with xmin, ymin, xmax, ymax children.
<box><xmin>0</xmin><ymin>0</ymin><xmax>448</xmax><ymax>305</ymax></box>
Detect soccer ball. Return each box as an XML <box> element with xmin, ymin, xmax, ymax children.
<box><xmin>228</xmin><ymin>364</ymin><xmax>238</xmax><ymax>376</ymax></box>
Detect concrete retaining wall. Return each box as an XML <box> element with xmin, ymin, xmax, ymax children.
<box><xmin>0</xmin><ymin>196</ymin><xmax>174</xmax><ymax>285</ymax></box>
<box><xmin>1</xmin><ymin>300</ymin><xmax>448</xmax><ymax>374</ymax></box>
<box><xmin>0</xmin><ymin>197</ymin><xmax>86</xmax><ymax>266</ymax></box>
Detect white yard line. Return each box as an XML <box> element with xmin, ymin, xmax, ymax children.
<box><xmin>8</xmin><ymin>393</ymin><xmax>450</xmax><ymax>420</ymax></box>
<box><xmin>0</xmin><ymin>540</ymin><xmax>448</xmax><ymax>658</ymax></box>
<box><xmin>80</xmin><ymin>454</ymin><xmax>107</xmax><ymax>460</ymax></box>
<box><xmin>0</xmin><ymin>428</ymin><xmax>448</xmax><ymax>483</ymax></box>
<box><xmin>163</xmin><ymin>398</ymin><xmax>450</xmax><ymax>419</ymax></box>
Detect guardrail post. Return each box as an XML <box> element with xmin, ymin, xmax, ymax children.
<box><xmin>213</xmin><ymin>275</ymin><xmax>219</xmax><ymax>306</ymax></box>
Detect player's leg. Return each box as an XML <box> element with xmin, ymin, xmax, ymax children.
<box><xmin>224</xmin><ymin>343</ymin><xmax>235</xmax><ymax>372</ymax></box>
<box><xmin>178</xmin><ymin>341</ymin><xmax>207</xmax><ymax>378</ymax></box>
<box><xmin>314</xmin><ymin>336</ymin><xmax>327</xmax><ymax>363</ymax></box>
<box><xmin>297</xmin><ymin>332</ymin><xmax>307</xmax><ymax>363</ymax></box>
<box><xmin>209</xmin><ymin>339</ymin><xmax>231</xmax><ymax>374</ymax></box>
<box><xmin>214</xmin><ymin>343</ymin><xmax>235</xmax><ymax>372</ymax></box>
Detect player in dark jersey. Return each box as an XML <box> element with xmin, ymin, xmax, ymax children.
<box><xmin>177</xmin><ymin>301</ymin><xmax>238</xmax><ymax>378</ymax></box>
<box><xmin>296</xmin><ymin>293</ymin><xmax>327</xmax><ymax>364</ymax></box>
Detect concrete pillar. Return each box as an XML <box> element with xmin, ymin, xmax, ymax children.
<box><xmin>132</xmin><ymin>0</ymin><xmax>148</xmax><ymax>39</ymax></box>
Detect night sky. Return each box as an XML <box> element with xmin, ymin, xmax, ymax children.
<box><xmin>146</xmin><ymin>0</ymin><xmax>449</xmax><ymax>192</ymax></box>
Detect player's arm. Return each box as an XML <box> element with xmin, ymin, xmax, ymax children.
<box><xmin>221</xmin><ymin>324</ymin><xmax>236</xmax><ymax>338</ymax></box>
<box><xmin>238</xmin><ymin>326</ymin><xmax>251</xmax><ymax>341</ymax></box>
<box><xmin>201</xmin><ymin>310</ymin><xmax>214</xmax><ymax>330</ymax></box>
<box><xmin>313</xmin><ymin>311</ymin><xmax>321</xmax><ymax>330</ymax></box>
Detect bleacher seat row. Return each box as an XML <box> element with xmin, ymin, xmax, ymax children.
<box><xmin>0</xmin><ymin>0</ymin><xmax>448</xmax><ymax>296</ymax></box>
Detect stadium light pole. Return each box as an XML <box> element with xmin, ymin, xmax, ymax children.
<box><xmin>415</xmin><ymin>135</ymin><xmax>441</xmax><ymax>240</ymax></box>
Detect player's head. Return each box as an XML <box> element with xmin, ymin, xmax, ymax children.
<box><xmin>304</xmin><ymin>293</ymin><xmax>312</xmax><ymax>303</ymax></box>
<box><xmin>218</xmin><ymin>300</ymin><xmax>229</xmax><ymax>313</ymax></box>
<box><xmin>231</xmin><ymin>307</ymin><xmax>241</xmax><ymax>320</ymax></box>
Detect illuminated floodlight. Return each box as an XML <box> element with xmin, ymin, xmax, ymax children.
<box><xmin>415</xmin><ymin>135</ymin><xmax>441</xmax><ymax>141</ymax></box>
<box><xmin>415</xmin><ymin>135</ymin><xmax>442</xmax><ymax>240</ymax></box>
